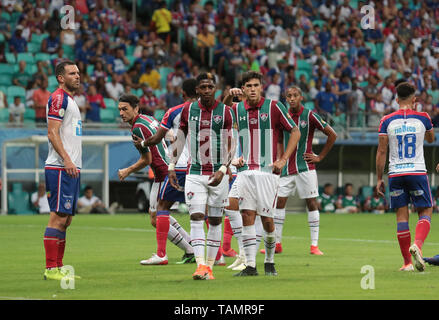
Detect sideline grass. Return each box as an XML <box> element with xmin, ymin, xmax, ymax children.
<box><xmin>0</xmin><ymin>213</ymin><xmax>438</xmax><ymax>300</ymax></box>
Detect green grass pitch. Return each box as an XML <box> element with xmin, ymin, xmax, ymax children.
<box><xmin>1</xmin><ymin>213</ymin><xmax>438</xmax><ymax>300</ymax></box>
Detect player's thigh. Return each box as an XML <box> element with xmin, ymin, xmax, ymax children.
<box><xmin>207</xmin><ymin>175</ymin><xmax>229</xmax><ymax>208</ymax></box>
<box><xmin>277</xmin><ymin>175</ymin><xmax>297</xmax><ymax>198</ymax></box>
<box><xmin>185</xmin><ymin>175</ymin><xmax>208</xmax><ymax>214</ymax></box>
<box><xmin>407</xmin><ymin>175</ymin><xmax>433</xmax><ymax>209</ymax></box>
<box><xmin>45</xmin><ymin>169</ymin><xmax>80</xmax><ymax>216</ymax></box>
<box><xmin>296</xmin><ymin>170</ymin><xmax>319</xmax><ymax>199</ymax></box>
<box><xmin>388</xmin><ymin>176</ymin><xmax>410</xmax><ymax>209</ymax></box>
<box><xmin>160</xmin><ymin>172</ymin><xmax>186</xmax><ymax>204</ymax></box>
<box><xmin>149</xmin><ymin>181</ymin><xmax>162</xmax><ymax>213</ymax></box>
<box><xmin>237</xmin><ymin>171</ymin><xmax>257</xmax><ymax>211</ymax></box>
<box><xmin>254</xmin><ymin>172</ymin><xmax>280</xmax><ymax>218</ymax></box>
<box><xmin>228</xmin><ymin>174</ymin><xmax>239</xmax><ymax>200</ymax></box>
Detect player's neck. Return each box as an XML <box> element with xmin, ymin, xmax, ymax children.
<box><xmin>247</xmin><ymin>97</ymin><xmax>262</xmax><ymax>107</ymax></box>
<box><xmin>60</xmin><ymin>85</ymin><xmax>75</xmax><ymax>97</ymax></box>
<box><xmin>399</xmin><ymin>104</ymin><xmax>413</xmax><ymax>110</ymax></box>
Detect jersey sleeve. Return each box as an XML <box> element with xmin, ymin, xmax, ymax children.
<box><xmin>422</xmin><ymin>112</ymin><xmax>433</xmax><ymax>131</ymax></box>
<box><xmin>310</xmin><ymin>111</ymin><xmax>328</xmax><ymax>131</ymax></box>
<box><xmin>132</xmin><ymin>125</ymin><xmax>151</xmax><ymax>154</ymax></box>
<box><xmin>273</xmin><ymin>101</ymin><xmax>296</xmax><ymax>131</ymax></box>
<box><xmin>378</xmin><ymin>117</ymin><xmax>389</xmax><ymax>135</ymax></box>
<box><xmin>178</xmin><ymin>103</ymin><xmax>190</xmax><ymax>133</ymax></box>
<box><xmin>47</xmin><ymin>91</ymin><xmax>68</xmax><ymax>121</ymax></box>
<box><xmin>160</xmin><ymin>108</ymin><xmax>174</xmax><ymax>131</ymax></box>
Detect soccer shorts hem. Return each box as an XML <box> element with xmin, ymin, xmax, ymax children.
<box><xmin>278</xmin><ymin>170</ymin><xmax>319</xmax><ymax>199</ymax></box>
<box><xmin>159</xmin><ymin>171</ymin><xmax>186</xmax><ymax>203</ymax></box>
<box><xmin>184</xmin><ymin>174</ymin><xmax>229</xmax><ymax>208</ymax></box>
<box><xmin>389</xmin><ymin>174</ymin><xmax>433</xmax><ymax>209</ymax></box>
<box><xmin>45</xmin><ymin>169</ymin><xmax>80</xmax><ymax>215</ymax></box>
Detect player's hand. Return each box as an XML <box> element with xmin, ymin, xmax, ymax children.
<box><xmin>436</xmin><ymin>163</ymin><xmax>439</xmax><ymax>173</ymax></box>
<box><xmin>376</xmin><ymin>180</ymin><xmax>385</xmax><ymax>197</ymax></box>
<box><xmin>118</xmin><ymin>168</ymin><xmax>130</xmax><ymax>181</ymax></box>
<box><xmin>64</xmin><ymin>159</ymin><xmax>78</xmax><ymax>178</ymax></box>
<box><xmin>303</xmin><ymin>152</ymin><xmax>321</xmax><ymax>164</ymax></box>
<box><xmin>132</xmin><ymin>134</ymin><xmax>144</xmax><ymax>150</ymax></box>
<box><xmin>208</xmin><ymin>170</ymin><xmax>224</xmax><ymax>187</ymax></box>
<box><xmin>168</xmin><ymin>170</ymin><xmax>180</xmax><ymax>190</ymax></box>
<box><xmin>231</xmin><ymin>156</ymin><xmax>245</xmax><ymax>169</ymax></box>
<box><xmin>270</xmin><ymin>158</ymin><xmax>287</xmax><ymax>175</ymax></box>
<box><xmin>229</xmin><ymin>88</ymin><xmax>243</xmax><ymax>98</ymax></box>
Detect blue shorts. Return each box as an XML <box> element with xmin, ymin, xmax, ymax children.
<box><xmin>388</xmin><ymin>174</ymin><xmax>433</xmax><ymax>209</ymax></box>
<box><xmin>159</xmin><ymin>170</ymin><xmax>186</xmax><ymax>203</ymax></box>
<box><xmin>45</xmin><ymin>169</ymin><xmax>80</xmax><ymax>215</ymax></box>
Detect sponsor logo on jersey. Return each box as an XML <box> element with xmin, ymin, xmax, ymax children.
<box><xmin>213</xmin><ymin>115</ymin><xmax>223</xmax><ymax>124</ymax></box>
<box><xmin>239</xmin><ymin>116</ymin><xmax>246</xmax><ymax>121</ymax></box>
<box><xmin>201</xmin><ymin>120</ymin><xmax>211</xmax><ymax>126</ymax></box>
<box><xmin>249</xmin><ymin>118</ymin><xmax>258</xmax><ymax>125</ymax></box>
<box><xmin>390</xmin><ymin>189</ymin><xmax>404</xmax><ymax>197</ymax></box>
<box><xmin>410</xmin><ymin>190</ymin><xmax>424</xmax><ymax>196</ymax></box>
<box><xmin>52</xmin><ymin>93</ymin><xmax>63</xmax><ymax>112</ymax></box>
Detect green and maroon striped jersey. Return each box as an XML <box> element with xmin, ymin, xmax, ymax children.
<box><xmin>232</xmin><ymin>98</ymin><xmax>296</xmax><ymax>174</ymax></box>
<box><xmin>131</xmin><ymin>114</ymin><xmax>169</xmax><ymax>182</ymax></box>
<box><xmin>281</xmin><ymin>106</ymin><xmax>327</xmax><ymax>176</ymax></box>
<box><xmin>179</xmin><ymin>99</ymin><xmax>234</xmax><ymax>175</ymax></box>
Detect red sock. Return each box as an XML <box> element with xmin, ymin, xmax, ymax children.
<box><xmin>57</xmin><ymin>239</ymin><xmax>66</xmax><ymax>268</ymax></box>
<box><xmin>222</xmin><ymin>216</ymin><xmax>233</xmax><ymax>252</ymax></box>
<box><xmin>216</xmin><ymin>244</ymin><xmax>223</xmax><ymax>261</ymax></box>
<box><xmin>414</xmin><ymin>216</ymin><xmax>431</xmax><ymax>250</ymax></box>
<box><xmin>44</xmin><ymin>228</ymin><xmax>59</xmax><ymax>269</ymax></box>
<box><xmin>397</xmin><ymin>230</ymin><xmax>412</xmax><ymax>265</ymax></box>
<box><xmin>156</xmin><ymin>212</ymin><xmax>170</xmax><ymax>258</ymax></box>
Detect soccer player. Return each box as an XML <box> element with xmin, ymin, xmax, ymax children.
<box><xmin>168</xmin><ymin>73</ymin><xmax>235</xmax><ymax>280</ymax></box>
<box><xmin>232</xmin><ymin>71</ymin><xmax>300</xmax><ymax>276</ymax></box>
<box><xmin>43</xmin><ymin>60</ymin><xmax>82</xmax><ymax>281</ymax></box>
<box><xmin>131</xmin><ymin>79</ymin><xmax>198</xmax><ymax>265</ymax></box>
<box><xmin>270</xmin><ymin>86</ymin><xmax>337</xmax><ymax>256</ymax></box>
<box><xmin>376</xmin><ymin>82</ymin><xmax>435</xmax><ymax>272</ymax></box>
<box><xmin>118</xmin><ymin>94</ymin><xmax>192</xmax><ymax>265</ymax></box>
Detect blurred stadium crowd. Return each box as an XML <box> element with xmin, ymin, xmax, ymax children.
<box><xmin>0</xmin><ymin>0</ymin><xmax>439</xmax><ymax>129</ymax></box>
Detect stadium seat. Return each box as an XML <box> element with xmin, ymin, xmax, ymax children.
<box><xmin>153</xmin><ymin>109</ymin><xmax>166</xmax><ymax>122</ymax></box>
<box><xmin>0</xmin><ymin>74</ymin><xmax>12</xmax><ymax>86</ymax></box>
<box><xmin>62</xmin><ymin>44</ymin><xmax>75</xmax><ymax>59</ymax></box>
<box><xmin>30</xmin><ymin>33</ymin><xmax>48</xmax><ymax>44</ymax></box>
<box><xmin>159</xmin><ymin>67</ymin><xmax>173</xmax><ymax>88</ymax></box>
<box><xmin>35</xmin><ymin>52</ymin><xmax>51</xmax><ymax>62</ymax></box>
<box><xmin>25</xmin><ymin>63</ymin><xmax>37</xmax><ymax>75</ymax></box>
<box><xmin>7</xmin><ymin>86</ymin><xmax>26</xmax><ymax>99</ymax></box>
<box><xmin>48</xmin><ymin>76</ymin><xmax>58</xmax><ymax>88</ymax></box>
<box><xmin>0</xmin><ymin>63</ymin><xmax>15</xmax><ymax>74</ymax></box>
<box><xmin>313</xmin><ymin>20</ymin><xmax>326</xmax><ymax>28</ymax></box>
<box><xmin>17</xmin><ymin>52</ymin><xmax>35</xmax><ymax>64</ymax></box>
<box><xmin>5</xmin><ymin>53</ymin><xmax>16</xmax><ymax>64</ymax></box>
<box><xmin>8</xmin><ymin>183</ymin><xmax>34</xmax><ymax>215</ymax></box>
<box><xmin>104</xmin><ymin>98</ymin><xmax>117</xmax><ymax>109</ymax></box>
<box><xmin>87</xmin><ymin>64</ymin><xmax>95</xmax><ymax>75</ymax></box>
<box><xmin>0</xmin><ymin>109</ymin><xmax>9</xmax><ymax>122</ymax></box>
<box><xmin>0</xmin><ymin>11</ymin><xmax>11</xmax><ymax>23</ymax></box>
<box><xmin>327</xmin><ymin>60</ymin><xmax>338</xmax><ymax>71</ymax></box>
<box><xmin>361</xmin><ymin>186</ymin><xmax>373</xmax><ymax>201</ymax></box>
<box><xmin>27</xmin><ymin>42</ymin><xmax>40</xmax><ymax>54</ymax></box>
<box><xmin>296</xmin><ymin>70</ymin><xmax>310</xmax><ymax>82</ymax></box>
<box><xmin>304</xmin><ymin>101</ymin><xmax>315</xmax><ymax>110</ymax></box>
<box><xmin>23</xmin><ymin>108</ymin><xmax>36</xmax><ymax>123</ymax></box>
<box><xmin>100</xmin><ymin>108</ymin><xmax>116</xmax><ymax>123</ymax></box>
<box><xmin>0</xmin><ymin>33</ymin><xmax>4</xmax><ymax>43</ymax></box>
<box><xmin>296</xmin><ymin>59</ymin><xmax>312</xmax><ymax>72</ymax></box>
<box><xmin>365</xmin><ymin>42</ymin><xmax>376</xmax><ymax>57</ymax></box>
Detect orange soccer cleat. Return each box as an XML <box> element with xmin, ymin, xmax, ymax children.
<box><xmin>206</xmin><ymin>266</ymin><xmax>215</xmax><ymax>280</ymax></box>
<box><xmin>310</xmin><ymin>245</ymin><xmax>324</xmax><ymax>255</ymax></box>
<box><xmin>192</xmin><ymin>265</ymin><xmax>209</xmax><ymax>280</ymax></box>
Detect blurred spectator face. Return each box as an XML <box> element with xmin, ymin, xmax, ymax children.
<box><xmin>19</xmin><ymin>60</ymin><xmax>26</xmax><ymax>71</ymax></box>
<box><xmin>88</xmin><ymin>85</ymin><xmax>97</xmax><ymax>95</ymax></box>
<box><xmin>345</xmin><ymin>184</ymin><xmax>353</xmax><ymax>196</ymax></box>
<box><xmin>325</xmin><ymin>82</ymin><xmax>331</xmax><ymax>92</ymax></box>
<box><xmin>14</xmin><ymin>96</ymin><xmax>21</xmax><ymax>105</ymax></box>
<box><xmin>84</xmin><ymin>188</ymin><xmax>94</xmax><ymax>199</ymax></box>
<box><xmin>324</xmin><ymin>184</ymin><xmax>334</xmax><ymax>195</ymax></box>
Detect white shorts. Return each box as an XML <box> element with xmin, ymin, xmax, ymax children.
<box><xmin>149</xmin><ymin>181</ymin><xmax>162</xmax><ymax>212</ymax></box>
<box><xmin>278</xmin><ymin>170</ymin><xmax>319</xmax><ymax>199</ymax></box>
<box><xmin>237</xmin><ymin>170</ymin><xmax>280</xmax><ymax>218</ymax></box>
<box><xmin>184</xmin><ymin>174</ymin><xmax>229</xmax><ymax>209</ymax></box>
<box><xmin>228</xmin><ymin>174</ymin><xmax>239</xmax><ymax>199</ymax></box>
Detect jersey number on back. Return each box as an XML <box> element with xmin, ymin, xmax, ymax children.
<box><xmin>396</xmin><ymin>134</ymin><xmax>416</xmax><ymax>159</ymax></box>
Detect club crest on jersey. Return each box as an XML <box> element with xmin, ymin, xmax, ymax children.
<box><xmin>187</xmin><ymin>191</ymin><xmax>194</xmax><ymax>200</ymax></box>
<box><xmin>59</xmin><ymin>108</ymin><xmax>65</xmax><ymax>117</ymax></box>
<box><xmin>213</xmin><ymin>115</ymin><xmax>223</xmax><ymax>124</ymax></box>
<box><xmin>64</xmin><ymin>200</ymin><xmax>72</xmax><ymax>210</ymax></box>
<box><xmin>260</xmin><ymin>113</ymin><xmax>268</xmax><ymax>121</ymax></box>
<box><xmin>300</xmin><ymin>120</ymin><xmax>307</xmax><ymax>128</ymax></box>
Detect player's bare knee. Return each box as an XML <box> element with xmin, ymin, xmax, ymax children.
<box><xmin>306</xmin><ymin>198</ymin><xmax>319</xmax><ymax>211</ymax></box>
<box><xmin>190</xmin><ymin>212</ymin><xmax>205</xmax><ymax>221</ymax></box>
<box><xmin>208</xmin><ymin>216</ymin><xmax>222</xmax><ymax>226</ymax></box>
<box><xmin>276</xmin><ymin>197</ymin><xmax>288</xmax><ymax>209</ymax></box>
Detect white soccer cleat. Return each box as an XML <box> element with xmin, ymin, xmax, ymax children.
<box><xmin>214</xmin><ymin>255</ymin><xmax>226</xmax><ymax>266</ymax></box>
<box><xmin>232</xmin><ymin>263</ymin><xmax>246</xmax><ymax>271</ymax></box>
<box><xmin>227</xmin><ymin>253</ymin><xmax>244</xmax><ymax>269</ymax></box>
<box><xmin>409</xmin><ymin>244</ymin><xmax>425</xmax><ymax>272</ymax></box>
<box><xmin>140</xmin><ymin>253</ymin><xmax>168</xmax><ymax>265</ymax></box>
<box><xmin>399</xmin><ymin>263</ymin><xmax>414</xmax><ymax>271</ymax></box>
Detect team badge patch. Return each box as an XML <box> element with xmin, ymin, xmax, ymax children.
<box><xmin>187</xmin><ymin>191</ymin><xmax>194</xmax><ymax>200</ymax></box>
<box><xmin>64</xmin><ymin>200</ymin><xmax>72</xmax><ymax>210</ymax></box>
<box><xmin>213</xmin><ymin>115</ymin><xmax>223</xmax><ymax>124</ymax></box>
<box><xmin>59</xmin><ymin>108</ymin><xmax>65</xmax><ymax>117</ymax></box>
<box><xmin>300</xmin><ymin>120</ymin><xmax>307</xmax><ymax>128</ymax></box>
<box><xmin>260</xmin><ymin>113</ymin><xmax>268</xmax><ymax>121</ymax></box>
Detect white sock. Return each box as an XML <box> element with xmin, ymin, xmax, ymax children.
<box><xmin>190</xmin><ymin>220</ymin><xmax>205</xmax><ymax>266</ymax></box>
<box><xmin>170</xmin><ymin>215</ymin><xmax>191</xmax><ymax>244</ymax></box>
<box><xmin>255</xmin><ymin>215</ymin><xmax>264</xmax><ymax>252</ymax></box>
<box><xmin>168</xmin><ymin>225</ymin><xmax>193</xmax><ymax>254</ymax></box>
<box><xmin>308</xmin><ymin>210</ymin><xmax>320</xmax><ymax>247</ymax></box>
<box><xmin>264</xmin><ymin>231</ymin><xmax>276</xmax><ymax>263</ymax></box>
<box><xmin>225</xmin><ymin>209</ymin><xmax>243</xmax><ymax>250</ymax></box>
<box><xmin>242</xmin><ymin>225</ymin><xmax>257</xmax><ymax>268</ymax></box>
<box><xmin>274</xmin><ymin>208</ymin><xmax>286</xmax><ymax>244</ymax></box>
<box><xmin>206</xmin><ymin>223</ymin><xmax>222</xmax><ymax>269</ymax></box>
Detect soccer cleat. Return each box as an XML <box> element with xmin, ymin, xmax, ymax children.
<box><xmin>232</xmin><ymin>263</ymin><xmax>246</xmax><ymax>271</ymax></box>
<box><xmin>140</xmin><ymin>253</ymin><xmax>168</xmax><ymax>265</ymax></box>
<box><xmin>264</xmin><ymin>262</ymin><xmax>278</xmax><ymax>276</ymax></box>
<box><xmin>233</xmin><ymin>265</ymin><xmax>259</xmax><ymax>277</ymax></box>
<box><xmin>43</xmin><ymin>268</ymin><xmax>65</xmax><ymax>281</ymax></box>
<box><xmin>260</xmin><ymin>243</ymin><xmax>283</xmax><ymax>254</ymax></box>
<box><xmin>222</xmin><ymin>248</ymin><xmax>237</xmax><ymax>257</ymax></box>
<box><xmin>214</xmin><ymin>255</ymin><xmax>226</xmax><ymax>266</ymax></box>
<box><xmin>206</xmin><ymin>266</ymin><xmax>215</xmax><ymax>280</ymax></box>
<box><xmin>399</xmin><ymin>263</ymin><xmax>414</xmax><ymax>271</ymax></box>
<box><xmin>176</xmin><ymin>252</ymin><xmax>195</xmax><ymax>265</ymax></box>
<box><xmin>424</xmin><ymin>254</ymin><xmax>439</xmax><ymax>266</ymax></box>
<box><xmin>58</xmin><ymin>266</ymin><xmax>81</xmax><ymax>279</ymax></box>
<box><xmin>192</xmin><ymin>265</ymin><xmax>209</xmax><ymax>280</ymax></box>
<box><xmin>310</xmin><ymin>245</ymin><xmax>324</xmax><ymax>255</ymax></box>
<box><xmin>227</xmin><ymin>254</ymin><xmax>245</xmax><ymax>269</ymax></box>
<box><xmin>409</xmin><ymin>244</ymin><xmax>425</xmax><ymax>272</ymax></box>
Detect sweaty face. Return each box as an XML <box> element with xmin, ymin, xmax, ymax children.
<box><xmin>60</xmin><ymin>65</ymin><xmax>80</xmax><ymax>92</ymax></box>
<box><xmin>118</xmin><ymin>102</ymin><xmax>138</xmax><ymax>124</ymax></box>
<box><xmin>196</xmin><ymin>79</ymin><xmax>216</xmax><ymax>103</ymax></box>
<box><xmin>242</xmin><ymin>78</ymin><xmax>262</xmax><ymax>104</ymax></box>
<box><xmin>286</xmin><ymin>88</ymin><xmax>303</xmax><ymax>110</ymax></box>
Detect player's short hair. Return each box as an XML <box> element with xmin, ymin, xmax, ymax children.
<box><xmin>196</xmin><ymin>72</ymin><xmax>216</xmax><ymax>85</ymax></box>
<box><xmin>286</xmin><ymin>85</ymin><xmax>303</xmax><ymax>96</ymax></box>
<box><xmin>241</xmin><ymin>71</ymin><xmax>263</xmax><ymax>86</ymax></box>
<box><xmin>182</xmin><ymin>78</ymin><xmax>197</xmax><ymax>98</ymax></box>
<box><xmin>119</xmin><ymin>93</ymin><xmax>139</xmax><ymax>108</ymax></box>
<box><xmin>396</xmin><ymin>82</ymin><xmax>415</xmax><ymax>100</ymax></box>
<box><xmin>323</xmin><ymin>183</ymin><xmax>333</xmax><ymax>189</ymax></box>
<box><xmin>84</xmin><ymin>185</ymin><xmax>93</xmax><ymax>192</ymax></box>
<box><xmin>55</xmin><ymin>60</ymin><xmax>76</xmax><ymax>80</ymax></box>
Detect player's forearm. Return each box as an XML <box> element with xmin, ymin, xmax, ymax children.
<box><xmin>222</xmin><ymin>93</ymin><xmax>234</xmax><ymax>106</ymax></box>
<box><xmin>319</xmin><ymin>128</ymin><xmax>337</xmax><ymax>160</ymax></box>
<box><xmin>376</xmin><ymin>153</ymin><xmax>386</xmax><ymax>180</ymax></box>
<box><xmin>169</xmin><ymin>129</ymin><xmax>186</xmax><ymax>165</ymax></box>
<box><xmin>145</xmin><ymin>128</ymin><xmax>167</xmax><ymax>146</ymax></box>
<box><xmin>281</xmin><ymin>128</ymin><xmax>301</xmax><ymax>161</ymax></box>
<box><xmin>126</xmin><ymin>157</ymin><xmax>150</xmax><ymax>175</ymax></box>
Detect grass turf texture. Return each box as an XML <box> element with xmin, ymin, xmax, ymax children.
<box><xmin>0</xmin><ymin>213</ymin><xmax>438</xmax><ymax>300</ymax></box>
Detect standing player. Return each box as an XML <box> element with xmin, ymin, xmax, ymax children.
<box><xmin>168</xmin><ymin>73</ymin><xmax>235</xmax><ymax>280</ymax></box>
<box><xmin>132</xmin><ymin>79</ymin><xmax>198</xmax><ymax>265</ymax></box>
<box><xmin>376</xmin><ymin>82</ymin><xmax>435</xmax><ymax>272</ymax></box>
<box><xmin>269</xmin><ymin>86</ymin><xmax>337</xmax><ymax>256</ymax></box>
<box><xmin>118</xmin><ymin>94</ymin><xmax>192</xmax><ymax>265</ymax></box>
<box><xmin>232</xmin><ymin>71</ymin><xmax>301</xmax><ymax>276</ymax></box>
<box><xmin>43</xmin><ymin>60</ymin><xmax>82</xmax><ymax>281</ymax></box>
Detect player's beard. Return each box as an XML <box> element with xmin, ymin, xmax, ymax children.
<box><xmin>65</xmin><ymin>81</ymin><xmax>80</xmax><ymax>94</ymax></box>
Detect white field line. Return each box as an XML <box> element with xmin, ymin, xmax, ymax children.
<box><xmin>2</xmin><ymin>223</ymin><xmax>439</xmax><ymax>246</ymax></box>
<box><xmin>0</xmin><ymin>296</ymin><xmax>46</xmax><ymax>300</ymax></box>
